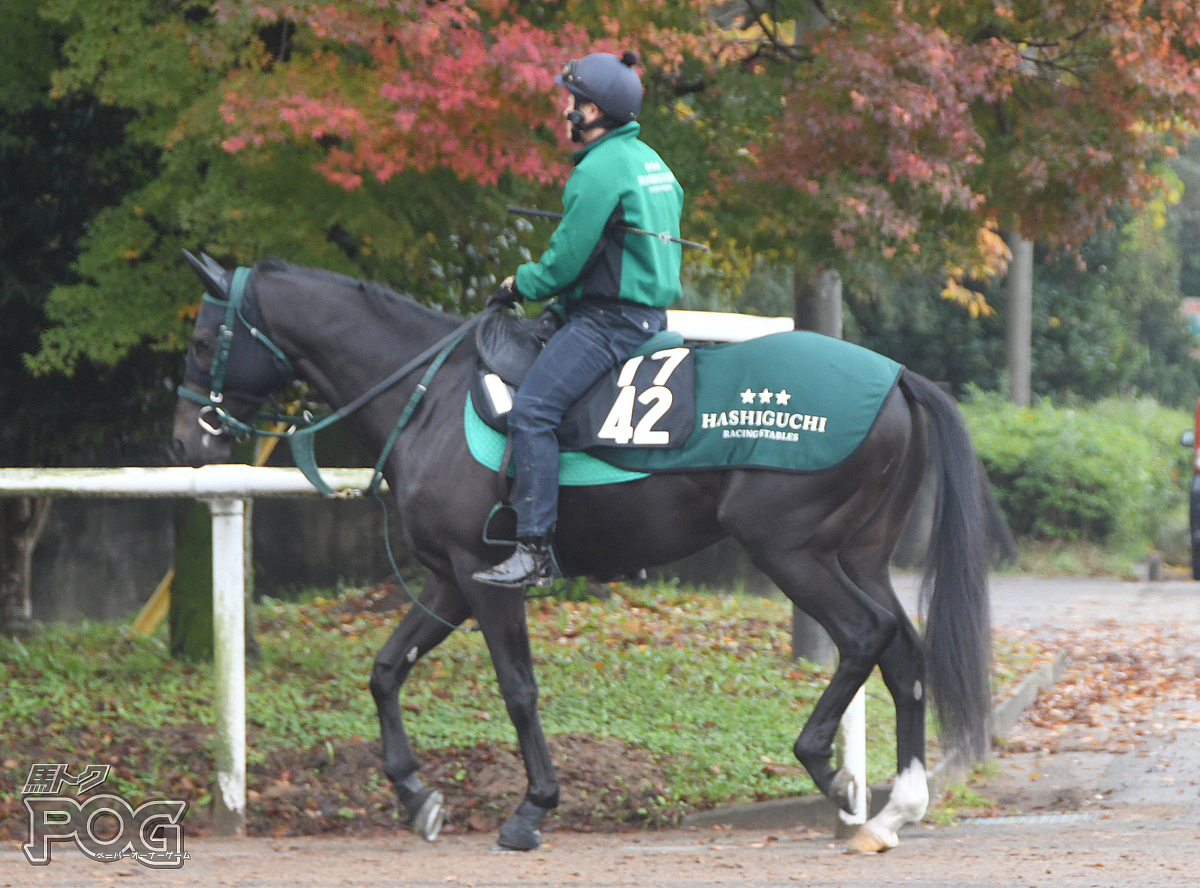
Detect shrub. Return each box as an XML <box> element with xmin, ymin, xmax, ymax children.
<box><xmin>961</xmin><ymin>392</ymin><xmax>1191</xmax><ymax>544</ymax></box>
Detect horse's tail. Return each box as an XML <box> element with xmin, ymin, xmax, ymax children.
<box><xmin>899</xmin><ymin>369</ymin><xmax>992</xmax><ymax>763</ymax></box>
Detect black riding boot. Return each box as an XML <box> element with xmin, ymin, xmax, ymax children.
<box><xmin>472</xmin><ymin>538</ymin><xmax>555</xmax><ymax>588</ymax></box>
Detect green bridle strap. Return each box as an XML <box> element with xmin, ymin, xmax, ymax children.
<box><xmin>368</xmin><ymin>323</ymin><xmax>472</xmax><ymax>496</ymax></box>
<box><xmin>286</xmin><ymin>321</ymin><xmax>473</xmax><ymax>497</ymax></box>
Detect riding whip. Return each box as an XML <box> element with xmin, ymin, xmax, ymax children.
<box><xmin>507</xmin><ymin>205</ymin><xmax>710</xmax><ymax>251</ymax></box>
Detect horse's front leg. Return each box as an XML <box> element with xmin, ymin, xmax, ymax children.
<box><xmin>457</xmin><ymin>557</ymin><xmax>559</xmax><ymax>851</ymax></box>
<box><xmin>370</xmin><ymin>573</ymin><xmax>471</xmax><ymax>840</ymax></box>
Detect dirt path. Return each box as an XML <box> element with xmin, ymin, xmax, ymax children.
<box><xmin>5</xmin><ymin>815</ymin><xmax>1197</xmax><ymax>887</ymax></box>
<box><xmin>5</xmin><ymin>575</ymin><xmax>1199</xmax><ymax>886</ymax></box>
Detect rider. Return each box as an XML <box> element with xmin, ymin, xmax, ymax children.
<box><xmin>472</xmin><ymin>50</ymin><xmax>684</xmax><ymax>588</ymax></box>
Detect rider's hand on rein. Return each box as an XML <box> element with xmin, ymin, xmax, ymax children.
<box><xmin>486</xmin><ymin>275</ymin><xmax>521</xmax><ymax>309</ymax></box>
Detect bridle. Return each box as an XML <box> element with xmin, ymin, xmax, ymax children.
<box><xmin>177</xmin><ymin>266</ymin><xmax>295</xmax><ymax>438</ymax></box>
<box><xmin>178</xmin><ymin>265</ymin><xmax>487</xmax><ymax>495</ymax></box>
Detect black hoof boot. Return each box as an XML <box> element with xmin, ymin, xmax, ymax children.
<box><xmin>472</xmin><ymin>539</ymin><xmax>555</xmax><ymax>589</ymax></box>
<box><xmin>496</xmin><ymin>799</ymin><xmax>549</xmax><ymax>851</ymax></box>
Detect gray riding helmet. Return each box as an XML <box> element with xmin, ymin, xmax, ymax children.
<box><xmin>555</xmin><ymin>50</ymin><xmax>644</xmax><ymax>123</ymax></box>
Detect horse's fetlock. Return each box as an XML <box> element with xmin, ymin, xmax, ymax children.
<box><xmin>394</xmin><ymin>770</ymin><xmax>424</xmax><ymax>808</ymax></box>
<box><xmin>526</xmin><ymin>788</ymin><xmax>559</xmax><ymax>810</ymax></box>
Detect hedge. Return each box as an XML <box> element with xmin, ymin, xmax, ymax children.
<box><xmin>960</xmin><ymin>393</ymin><xmax>1192</xmax><ymax>544</ymax></box>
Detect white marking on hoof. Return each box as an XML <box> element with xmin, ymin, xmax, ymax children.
<box><xmin>857</xmin><ymin>759</ymin><xmax>928</xmax><ymax>852</ymax></box>
<box><xmin>846</xmin><ymin>824</ymin><xmax>898</xmax><ymax>854</ymax></box>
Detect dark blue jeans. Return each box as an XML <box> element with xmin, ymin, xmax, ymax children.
<box><xmin>509</xmin><ymin>300</ymin><xmax>666</xmax><ymax>539</ymax></box>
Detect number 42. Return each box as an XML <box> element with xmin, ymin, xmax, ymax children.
<box><xmin>597</xmin><ymin>347</ymin><xmax>689</xmax><ymax>446</ymax></box>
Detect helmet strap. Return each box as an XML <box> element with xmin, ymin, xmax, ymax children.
<box><xmin>567</xmin><ymin>107</ymin><xmax>620</xmax><ymax>144</ymax></box>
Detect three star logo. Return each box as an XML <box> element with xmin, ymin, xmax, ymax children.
<box><xmin>741</xmin><ymin>388</ymin><xmax>791</xmax><ymax>405</ymax></box>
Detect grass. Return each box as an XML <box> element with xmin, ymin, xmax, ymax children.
<box><xmin>0</xmin><ymin>581</ymin><xmax>1050</xmax><ymax>835</ymax></box>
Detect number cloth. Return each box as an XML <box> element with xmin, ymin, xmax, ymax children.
<box><xmin>465</xmin><ymin>331</ymin><xmax>903</xmax><ymax>482</ymax></box>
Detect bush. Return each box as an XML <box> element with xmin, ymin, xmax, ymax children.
<box><xmin>962</xmin><ymin>392</ymin><xmax>1192</xmax><ymax>544</ymax></box>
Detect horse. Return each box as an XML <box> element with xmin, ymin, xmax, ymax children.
<box><xmin>171</xmin><ymin>255</ymin><xmax>992</xmax><ymax>854</ymax></box>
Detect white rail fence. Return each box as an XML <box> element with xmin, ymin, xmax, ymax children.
<box><xmin>0</xmin><ymin>466</ymin><xmax>376</xmax><ymax>835</ymax></box>
<box><xmin>0</xmin><ymin>465</ymin><xmax>868</xmax><ymax>835</ymax></box>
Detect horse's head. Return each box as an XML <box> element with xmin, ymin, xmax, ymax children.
<box><xmin>172</xmin><ymin>252</ymin><xmax>294</xmax><ymax>466</ymax></box>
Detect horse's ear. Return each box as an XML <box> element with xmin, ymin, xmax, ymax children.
<box><xmin>183</xmin><ymin>249</ymin><xmax>232</xmax><ymax>301</ymax></box>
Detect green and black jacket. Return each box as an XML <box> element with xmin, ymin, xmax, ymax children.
<box><xmin>515</xmin><ymin>122</ymin><xmax>683</xmax><ymax>309</ymax></box>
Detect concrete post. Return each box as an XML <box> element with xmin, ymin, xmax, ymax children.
<box><xmin>791</xmin><ymin>267</ymin><xmax>841</xmax><ymax>668</ymax></box>
<box><xmin>1005</xmin><ymin>234</ymin><xmax>1034</xmax><ymax>407</ymax></box>
<box><xmin>208</xmin><ymin>497</ymin><xmax>246</xmax><ymax>836</ymax></box>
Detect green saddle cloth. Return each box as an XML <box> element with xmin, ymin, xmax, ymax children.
<box><xmin>464</xmin><ymin>331</ymin><xmax>902</xmax><ymax>484</ymax></box>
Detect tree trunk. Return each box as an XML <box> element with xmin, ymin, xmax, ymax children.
<box><xmin>789</xmin><ymin>266</ymin><xmax>841</xmax><ymax>668</ymax></box>
<box><xmin>171</xmin><ymin>500</ymin><xmax>215</xmax><ymax>660</ymax></box>
<box><xmin>0</xmin><ymin>497</ymin><xmax>52</xmax><ymax>635</ymax></box>
<box><xmin>1005</xmin><ymin>233</ymin><xmax>1034</xmax><ymax>407</ymax></box>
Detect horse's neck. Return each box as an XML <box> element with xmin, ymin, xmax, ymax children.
<box><xmin>256</xmin><ymin>269</ymin><xmax>463</xmax><ymax>421</ymax></box>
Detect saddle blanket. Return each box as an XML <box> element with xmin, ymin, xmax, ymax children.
<box><xmin>465</xmin><ymin>330</ymin><xmax>903</xmax><ymax>482</ymax></box>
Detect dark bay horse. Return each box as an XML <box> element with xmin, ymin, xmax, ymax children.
<box><xmin>172</xmin><ymin>257</ymin><xmax>991</xmax><ymax>853</ymax></box>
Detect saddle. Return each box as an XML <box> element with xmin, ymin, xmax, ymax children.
<box><xmin>470</xmin><ymin>310</ymin><xmax>696</xmax><ymax>452</ymax></box>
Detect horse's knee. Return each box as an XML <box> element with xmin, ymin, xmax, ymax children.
<box><xmin>838</xmin><ymin>611</ymin><xmax>899</xmax><ymax>671</ymax></box>
<box><xmin>370</xmin><ymin>650</ymin><xmax>412</xmax><ymax>701</ymax></box>
<box><xmin>501</xmin><ymin>681</ymin><xmax>539</xmax><ymax>727</ymax></box>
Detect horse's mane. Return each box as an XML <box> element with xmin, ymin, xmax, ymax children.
<box><xmin>252</xmin><ymin>258</ymin><xmax>462</xmax><ymax>335</ymax></box>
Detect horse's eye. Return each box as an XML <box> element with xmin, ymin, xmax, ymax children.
<box><xmin>193</xmin><ymin>338</ymin><xmax>211</xmax><ymax>354</ymax></box>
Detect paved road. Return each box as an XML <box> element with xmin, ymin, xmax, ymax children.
<box><xmin>4</xmin><ymin>574</ymin><xmax>1199</xmax><ymax>886</ymax></box>
<box><xmin>893</xmin><ymin>572</ymin><xmax>1200</xmax><ymax>629</ymax></box>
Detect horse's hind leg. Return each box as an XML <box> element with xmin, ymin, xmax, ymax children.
<box><xmin>840</xmin><ymin>551</ymin><xmax>929</xmax><ymax>852</ymax></box>
<box><xmin>747</xmin><ymin>547</ymin><xmax>899</xmax><ymax>812</ymax></box>
<box><xmin>370</xmin><ymin>573</ymin><xmax>471</xmax><ymax>840</ymax></box>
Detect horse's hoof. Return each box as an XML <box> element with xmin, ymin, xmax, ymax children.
<box><xmin>846</xmin><ymin>824</ymin><xmax>898</xmax><ymax>854</ymax></box>
<box><xmin>496</xmin><ymin>819</ymin><xmax>541</xmax><ymax>851</ymax></box>
<box><xmin>496</xmin><ymin>800</ymin><xmax>548</xmax><ymax>851</ymax></box>
<box><xmin>412</xmin><ymin>788</ymin><xmax>446</xmax><ymax>841</ymax></box>
<box><xmin>829</xmin><ymin>767</ymin><xmax>857</xmax><ymax>815</ymax></box>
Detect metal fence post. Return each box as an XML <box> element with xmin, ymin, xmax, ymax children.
<box><xmin>835</xmin><ymin>685</ymin><xmax>868</xmax><ymax>836</ymax></box>
<box><xmin>208</xmin><ymin>497</ymin><xmax>246</xmax><ymax>836</ymax></box>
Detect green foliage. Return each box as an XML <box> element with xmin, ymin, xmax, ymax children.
<box><xmin>847</xmin><ymin>203</ymin><xmax>1200</xmax><ymax>410</ymax></box>
<box><xmin>962</xmin><ymin>393</ymin><xmax>1191</xmax><ymax>545</ymax></box>
<box><xmin>0</xmin><ymin>0</ymin><xmax>59</xmax><ymax>113</ymax></box>
<box><xmin>25</xmin><ymin>0</ymin><xmax>544</xmax><ymax>375</ymax></box>
<box><xmin>0</xmin><ymin>2</ymin><xmax>174</xmax><ymax>467</ymax></box>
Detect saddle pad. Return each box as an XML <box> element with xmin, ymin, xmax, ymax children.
<box><xmin>464</xmin><ymin>393</ymin><xmax>650</xmax><ymax>486</ymax></box>
<box><xmin>464</xmin><ymin>331</ymin><xmax>902</xmax><ymax>481</ymax></box>
<box><xmin>596</xmin><ymin>331</ymin><xmax>903</xmax><ymax>473</ymax></box>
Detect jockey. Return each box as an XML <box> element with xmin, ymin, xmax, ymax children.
<box><xmin>472</xmin><ymin>50</ymin><xmax>684</xmax><ymax>588</ymax></box>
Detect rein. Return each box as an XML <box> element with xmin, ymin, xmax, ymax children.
<box><xmin>179</xmin><ymin>266</ymin><xmax>486</xmax><ymax>497</ymax></box>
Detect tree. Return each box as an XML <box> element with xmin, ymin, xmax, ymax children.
<box><xmin>31</xmin><ymin>2</ymin><xmax>1200</xmax><ymax>373</ymax></box>
<box><xmin>28</xmin><ymin>0</ymin><xmax>561</xmax><ymax>377</ymax></box>
<box><xmin>0</xmin><ymin>0</ymin><xmax>177</xmax><ymax>632</ymax></box>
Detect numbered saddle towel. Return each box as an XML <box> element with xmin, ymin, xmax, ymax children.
<box><xmin>466</xmin><ymin>325</ymin><xmax>903</xmax><ymax>483</ymax></box>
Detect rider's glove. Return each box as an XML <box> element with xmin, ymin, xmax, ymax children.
<box><xmin>486</xmin><ymin>275</ymin><xmax>521</xmax><ymax>309</ymax></box>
